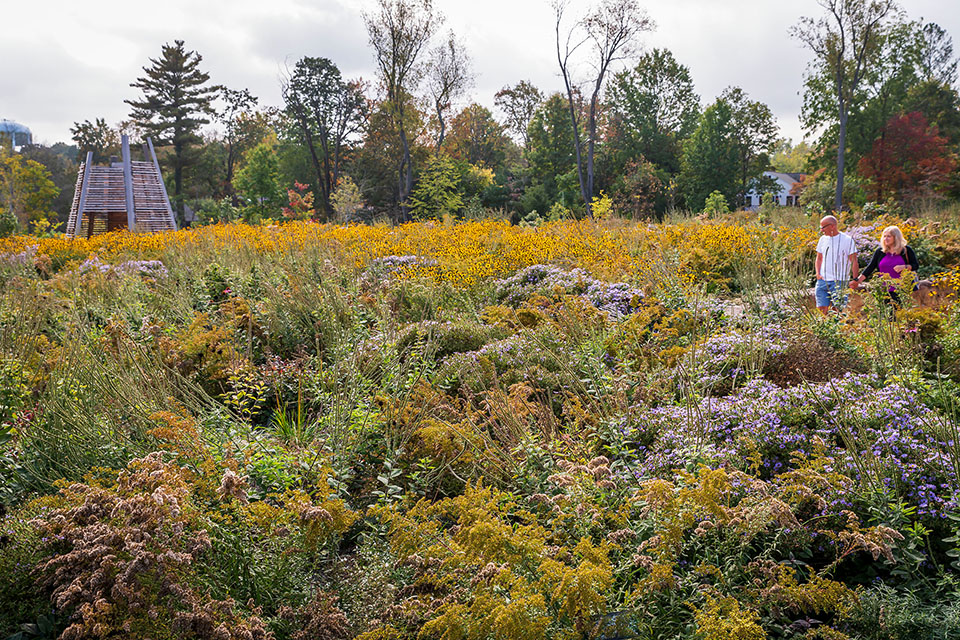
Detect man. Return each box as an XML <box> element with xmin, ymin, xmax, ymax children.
<box><xmin>815</xmin><ymin>215</ymin><xmax>859</xmax><ymax>314</ymax></box>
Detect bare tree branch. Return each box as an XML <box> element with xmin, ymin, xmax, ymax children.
<box><xmin>364</xmin><ymin>0</ymin><xmax>441</xmax><ymax>220</ymax></box>
<box><xmin>426</xmin><ymin>31</ymin><xmax>474</xmax><ymax>151</ymax></box>
<box><xmin>554</xmin><ymin>0</ymin><xmax>653</xmax><ymax>216</ymax></box>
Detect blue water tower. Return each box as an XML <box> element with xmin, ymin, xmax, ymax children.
<box><xmin>0</xmin><ymin>119</ymin><xmax>33</xmax><ymax>149</ymax></box>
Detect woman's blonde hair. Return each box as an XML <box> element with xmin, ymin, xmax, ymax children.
<box><xmin>881</xmin><ymin>226</ymin><xmax>906</xmax><ymax>253</ymax></box>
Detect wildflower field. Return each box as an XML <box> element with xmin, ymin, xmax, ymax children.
<box><xmin>4</xmin><ymin>212</ymin><xmax>960</xmax><ymax>640</ymax></box>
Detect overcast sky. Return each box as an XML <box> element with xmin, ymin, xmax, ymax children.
<box><xmin>2</xmin><ymin>0</ymin><xmax>958</xmax><ymax>147</ymax></box>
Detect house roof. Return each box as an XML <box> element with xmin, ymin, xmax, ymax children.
<box><xmin>765</xmin><ymin>171</ymin><xmax>806</xmax><ymax>185</ymax></box>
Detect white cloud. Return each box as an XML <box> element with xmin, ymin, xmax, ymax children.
<box><xmin>2</xmin><ymin>0</ymin><xmax>957</xmax><ymax>146</ymax></box>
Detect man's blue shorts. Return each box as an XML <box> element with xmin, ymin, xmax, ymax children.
<box><xmin>815</xmin><ymin>279</ymin><xmax>848</xmax><ymax>308</ymax></box>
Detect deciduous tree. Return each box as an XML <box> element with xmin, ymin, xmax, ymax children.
<box><xmin>282</xmin><ymin>57</ymin><xmax>367</xmax><ymax>219</ymax></box>
<box><xmin>524</xmin><ymin>93</ymin><xmax>579</xmax><ymax>209</ymax></box>
<box><xmin>0</xmin><ymin>146</ymin><xmax>59</xmax><ymax>228</ymax></box>
<box><xmin>915</xmin><ymin>22</ymin><xmax>958</xmax><ymax>85</ymax></box>
<box><xmin>722</xmin><ymin>87</ymin><xmax>779</xmax><ymax>205</ymax></box>
<box><xmin>605</xmin><ymin>48</ymin><xmax>699</xmax><ymax>175</ymax></box>
<box><xmin>19</xmin><ymin>143</ymin><xmax>78</xmax><ymax>223</ymax></box>
<box><xmin>70</xmin><ymin>118</ymin><xmax>120</xmax><ymax>164</ymax></box>
<box><xmin>792</xmin><ymin>0</ymin><xmax>897</xmax><ymax>212</ymax></box>
<box><xmin>351</xmin><ymin>95</ymin><xmax>428</xmax><ymax>211</ymax></box>
<box><xmin>425</xmin><ymin>31</ymin><xmax>473</xmax><ymax>151</ymax></box>
<box><xmin>845</xmin><ymin>19</ymin><xmax>924</xmax><ymax>165</ymax></box>
<box><xmin>215</xmin><ymin>87</ymin><xmax>258</xmax><ymax>193</ymax></box>
<box><xmin>233</xmin><ymin>142</ymin><xmax>284</xmax><ymax>222</ymax></box>
<box><xmin>772</xmin><ymin>139</ymin><xmax>813</xmax><ymax>173</ymax></box>
<box><xmin>610</xmin><ymin>158</ymin><xmax>664</xmax><ymax>220</ymax></box>
<box><xmin>904</xmin><ymin>80</ymin><xmax>960</xmax><ymax>147</ymax></box>
<box><xmin>331</xmin><ymin>176</ymin><xmax>365</xmax><ymax>222</ymax></box>
<box><xmin>858</xmin><ymin>111</ymin><xmax>957</xmax><ymax>203</ymax></box>
<box><xmin>800</xmin><ymin>17</ymin><xmax>957</xmax><ymax>181</ymax></box>
<box><xmin>444</xmin><ymin>104</ymin><xmax>510</xmax><ymax>170</ymax></box>
<box><xmin>494</xmin><ymin>81</ymin><xmax>543</xmax><ymax>148</ymax></box>
<box><xmin>679</xmin><ymin>99</ymin><xmax>739</xmax><ymax>212</ymax></box>
<box><xmin>408</xmin><ymin>153</ymin><xmax>462</xmax><ymax>219</ymax></box>
<box><xmin>364</xmin><ymin>0</ymin><xmax>440</xmax><ymax>220</ymax></box>
<box><xmin>554</xmin><ymin>0</ymin><xmax>654</xmax><ymax>215</ymax></box>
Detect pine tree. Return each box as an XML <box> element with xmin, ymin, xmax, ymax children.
<box><xmin>126</xmin><ymin>40</ymin><xmax>218</xmax><ymax>220</ymax></box>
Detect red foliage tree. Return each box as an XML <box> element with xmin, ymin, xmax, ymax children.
<box><xmin>858</xmin><ymin>111</ymin><xmax>957</xmax><ymax>203</ymax></box>
<box><xmin>283</xmin><ymin>182</ymin><xmax>316</xmax><ymax>220</ymax></box>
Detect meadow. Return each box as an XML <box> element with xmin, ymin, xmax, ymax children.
<box><xmin>3</xmin><ymin>209</ymin><xmax>960</xmax><ymax>639</ymax></box>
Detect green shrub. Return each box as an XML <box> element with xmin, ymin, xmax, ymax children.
<box><xmin>703</xmin><ymin>190</ymin><xmax>730</xmax><ymax>216</ymax></box>
<box><xmin>0</xmin><ymin>208</ymin><xmax>18</xmax><ymax>237</ymax></box>
<box><xmin>196</xmin><ymin>197</ymin><xmax>241</xmax><ymax>225</ymax></box>
<box><xmin>395</xmin><ymin>320</ymin><xmax>508</xmax><ymax>363</ymax></box>
<box><xmin>0</xmin><ymin>503</ymin><xmax>51</xmax><ymax>637</ymax></box>
<box><xmin>843</xmin><ymin>581</ymin><xmax>960</xmax><ymax>639</ymax></box>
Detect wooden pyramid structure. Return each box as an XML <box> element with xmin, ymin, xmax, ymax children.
<box><xmin>66</xmin><ymin>135</ymin><xmax>177</xmax><ymax>238</ymax></box>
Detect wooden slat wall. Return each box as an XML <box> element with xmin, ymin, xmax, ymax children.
<box><xmin>66</xmin><ymin>144</ymin><xmax>176</xmax><ymax>238</ymax></box>
<box><xmin>65</xmin><ymin>163</ymin><xmax>85</xmax><ymax>238</ymax></box>
<box><xmin>131</xmin><ymin>161</ymin><xmax>176</xmax><ymax>233</ymax></box>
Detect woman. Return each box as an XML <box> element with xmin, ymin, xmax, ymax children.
<box><xmin>851</xmin><ymin>226</ymin><xmax>918</xmax><ymax>304</ymax></box>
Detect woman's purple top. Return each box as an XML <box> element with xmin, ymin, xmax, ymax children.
<box><xmin>878</xmin><ymin>253</ymin><xmax>906</xmax><ymax>291</ymax></box>
<box><xmin>862</xmin><ymin>246</ymin><xmax>918</xmax><ymax>292</ymax></box>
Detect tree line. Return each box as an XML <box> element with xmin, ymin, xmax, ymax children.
<box><xmin>2</xmin><ymin>0</ymin><xmax>958</xmax><ymax>234</ymax></box>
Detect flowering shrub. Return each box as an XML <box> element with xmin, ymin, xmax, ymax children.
<box><xmin>685</xmin><ymin>324</ymin><xmax>789</xmax><ymax>393</ymax></box>
<box><xmin>371</xmin><ymin>482</ymin><xmax>614</xmax><ymax>639</ymax></box>
<box><xmin>846</xmin><ymin>224</ymin><xmax>882</xmax><ymax>254</ymax></box>
<box><xmin>366</xmin><ymin>254</ymin><xmax>439</xmax><ymax>281</ymax></box>
<box><xmin>612</xmin><ymin>374</ymin><xmax>959</xmax><ymax>520</ymax></box>
<box><xmin>78</xmin><ymin>254</ymin><xmax>169</xmax><ymax>278</ymax></box>
<box><xmin>603</xmin><ymin>302</ymin><xmax>697</xmax><ymax>370</ymax></box>
<box><xmin>1</xmin><ymin>213</ymin><xmax>960</xmax><ymax>638</ymax></box>
<box><xmin>494</xmin><ymin>264</ymin><xmax>644</xmax><ymax>319</ymax></box>
<box><xmin>0</xmin><ymin>243</ymin><xmax>37</xmax><ymax>268</ymax></box>
<box><xmin>283</xmin><ymin>182</ymin><xmax>315</xmax><ymax>221</ymax></box>
<box><xmin>32</xmin><ymin>454</ymin><xmax>271</xmax><ymax>640</ymax></box>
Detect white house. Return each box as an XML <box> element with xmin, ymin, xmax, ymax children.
<box><xmin>744</xmin><ymin>171</ymin><xmax>805</xmax><ymax>209</ymax></box>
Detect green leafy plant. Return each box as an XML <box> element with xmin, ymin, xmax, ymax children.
<box><xmin>702</xmin><ymin>190</ymin><xmax>730</xmax><ymax>216</ymax></box>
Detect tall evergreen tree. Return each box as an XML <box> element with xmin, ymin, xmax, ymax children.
<box><xmin>126</xmin><ymin>40</ymin><xmax>218</xmax><ymax>220</ymax></box>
